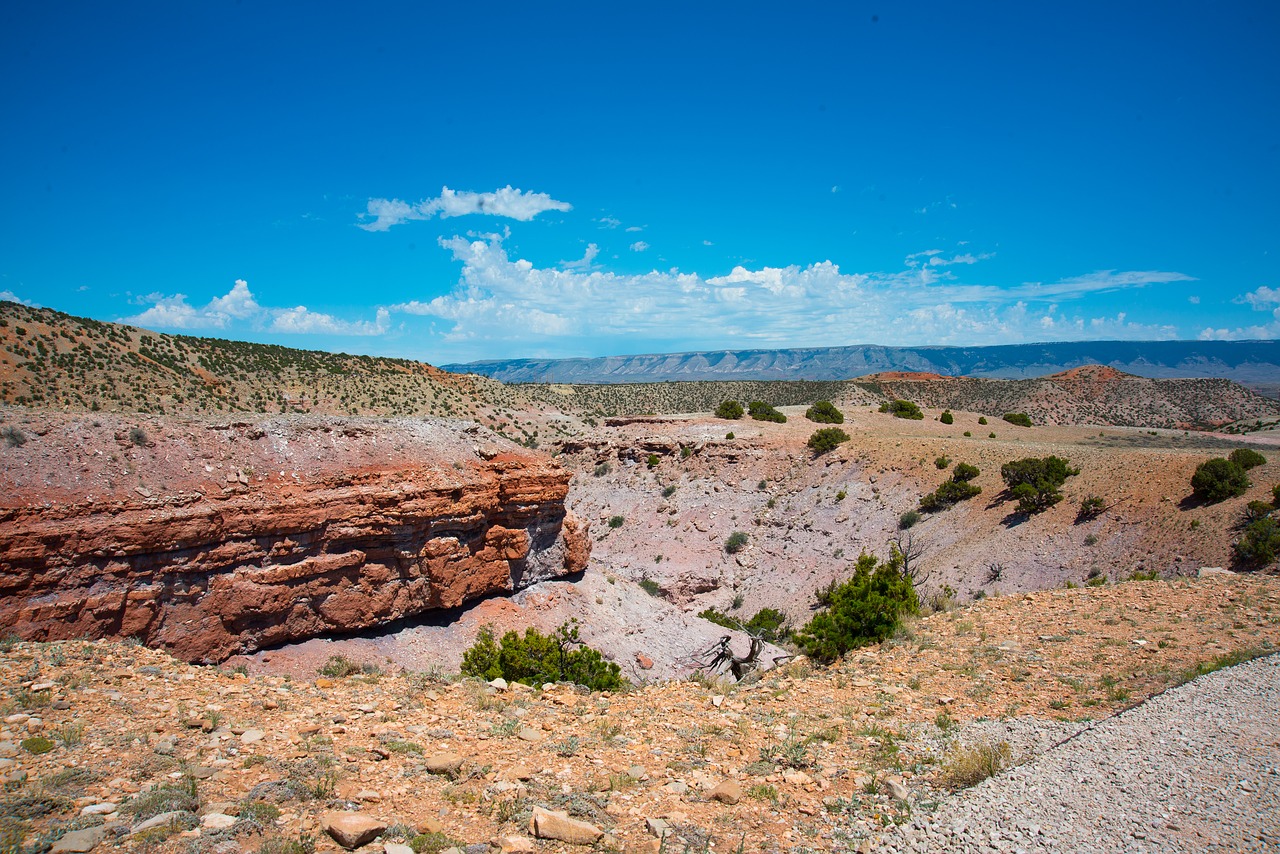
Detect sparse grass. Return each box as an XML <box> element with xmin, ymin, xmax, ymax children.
<box><xmin>938</xmin><ymin>740</ymin><xmax>1012</xmax><ymax>789</ymax></box>
<box><xmin>746</xmin><ymin>784</ymin><xmax>778</xmax><ymax>803</ymax></box>
<box><xmin>1175</xmin><ymin>648</ymin><xmax>1270</xmax><ymax>686</ymax></box>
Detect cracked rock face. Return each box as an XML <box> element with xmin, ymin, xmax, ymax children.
<box><xmin>0</xmin><ymin>413</ymin><xmax>588</xmax><ymax>662</ymax></box>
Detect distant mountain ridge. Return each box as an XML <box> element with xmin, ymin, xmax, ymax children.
<box><xmin>444</xmin><ymin>340</ymin><xmax>1280</xmax><ymax>395</ymax></box>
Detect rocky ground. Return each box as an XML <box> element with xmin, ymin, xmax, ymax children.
<box><xmin>1</xmin><ymin>571</ymin><xmax>1276</xmax><ymax>854</ymax></box>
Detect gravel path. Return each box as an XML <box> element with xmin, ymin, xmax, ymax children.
<box><xmin>870</xmin><ymin>654</ymin><xmax>1280</xmax><ymax>853</ymax></box>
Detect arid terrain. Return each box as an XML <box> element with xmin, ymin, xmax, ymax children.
<box><xmin>1</xmin><ymin>305</ymin><xmax>1278</xmax><ymax>853</ymax></box>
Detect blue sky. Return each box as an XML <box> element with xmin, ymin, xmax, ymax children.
<box><xmin>2</xmin><ymin>2</ymin><xmax>1278</xmax><ymax>363</ymax></box>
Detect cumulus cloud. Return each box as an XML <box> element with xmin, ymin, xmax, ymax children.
<box><xmin>629</xmin><ymin>241</ymin><xmax>650</xmax><ymax>252</ymax></box>
<box><xmin>0</xmin><ymin>290</ymin><xmax>38</xmax><ymax>307</ymax></box>
<box><xmin>387</xmin><ymin>232</ymin><xmax>1191</xmax><ymax>358</ymax></box>
<box><xmin>358</xmin><ymin>186</ymin><xmax>571</xmax><ymax>231</ymax></box>
<box><xmin>625</xmin><ymin>226</ymin><xmax>644</xmax><ymax>233</ymax></box>
<box><xmin>560</xmin><ymin>243</ymin><xmax>600</xmax><ymax>270</ymax></box>
<box><xmin>1200</xmin><ymin>285</ymin><xmax>1280</xmax><ymax>339</ymax></box>
<box><xmin>124</xmin><ymin>280</ymin><xmax>388</xmax><ymax>336</ymax></box>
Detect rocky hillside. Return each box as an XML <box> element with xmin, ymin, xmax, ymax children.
<box><xmin>0</xmin><ymin>573</ymin><xmax>1274</xmax><ymax>853</ymax></box>
<box><xmin>443</xmin><ymin>339</ymin><xmax>1280</xmax><ymax>392</ymax></box>
<box><xmin>853</xmin><ymin>364</ymin><xmax>1280</xmax><ymax>429</ymax></box>
<box><xmin>0</xmin><ymin>410</ymin><xmax>586</xmax><ymax>662</ymax></box>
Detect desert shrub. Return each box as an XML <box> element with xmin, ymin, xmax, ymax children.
<box><xmin>593</xmin><ymin>462</ymin><xmax>611</xmax><ymax>477</ymax></box>
<box><xmin>459</xmin><ymin>622</ymin><xmax>625</xmax><ymax>692</ymax></box>
<box><xmin>697</xmin><ymin>607</ymin><xmax>790</xmax><ymax>643</ymax></box>
<box><xmin>1235</xmin><ymin>517</ymin><xmax>1280</xmax><ymax>566</ymax></box>
<box><xmin>939</xmin><ymin>740</ymin><xmax>1012</xmax><ymax>789</ymax></box>
<box><xmin>919</xmin><ymin>479</ymin><xmax>982</xmax><ymax>513</ymax></box>
<box><xmin>607</xmin><ymin>515</ymin><xmax>624</xmax><ymax>528</ymax></box>
<box><xmin>899</xmin><ymin>510</ymin><xmax>920</xmax><ymax>530</ymax></box>
<box><xmin>725</xmin><ymin>432</ymin><xmax>735</xmax><ymax>440</ymax></box>
<box><xmin>793</xmin><ymin>550</ymin><xmax>919</xmax><ymax>663</ymax></box>
<box><xmin>715</xmin><ymin>400</ymin><xmax>744</xmax><ymax>420</ymax></box>
<box><xmin>1229</xmin><ymin>447</ymin><xmax>1267</xmax><ymax>470</ymax></box>
<box><xmin>646</xmin><ymin>453</ymin><xmax>659</xmax><ymax>468</ymax></box>
<box><xmin>934</xmin><ymin>455</ymin><xmax>951</xmax><ymax>469</ymax></box>
<box><xmin>638</xmin><ymin>578</ymin><xmax>661</xmax><ymax>597</ymax></box>
<box><xmin>978</xmin><ymin>416</ymin><xmax>988</xmax><ymax>425</ymax></box>
<box><xmin>1191</xmin><ymin>458</ymin><xmax>1250</xmax><ymax>503</ymax></box>
<box><xmin>128</xmin><ymin>425</ymin><xmax>149</xmax><ymax>446</ymax></box>
<box><xmin>1002</xmin><ymin>412</ymin><xmax>1033</xmax><ymax>428</ymax></box>
<box><xmin>680</xmin><ymin>445</ymin><xmax>692</xmax><ymax>459</ymax></box>
<box><xmin>1001</xmin><ymin>455</ymin><xmax>1079</xmax><ymax>514</ymax></box>
<box><xmin>1273</xmin><ymin>484</ymin><xmax>1280</xmax><ymax>507</ymax></box>
<box><xmin>963</xmin><ymin>430</ymin><xmax>972</xmax><ymax>437</ymax></box>
<box><xmin>748</xmin><ymin>401</ymin><xmax>786</xmax><ymax>423</ymax></box>
<box><xmin>661</xmin><ymin>485</ymin><xmax>676</xmax><ymax>498</ymax></box>
<box><xmin>807</xmin><ymin>427</ymin><xmax>850</xmax><ymax>455</ymax></box>
<box><xmin>318</xmin><ymin>655</ymin><xmax>380</xmax><ymax>678</ymax></box>
<box><xmin>805</xmin><ymin>400</ymin><xmax>844</xmax><ymax>424</ymax></box>
<box><xmin>724</xmin><ymin>531</ymin><xmax>749</xmax><ymax>554</ymax></box>
<box><xmin>1078</xmin><ymin>495</ymin><xmax>1106</xmax><ymax>520</ymax></box>
<box><xmin>21</xmin><ymin>736</ymin><xmax>54</xmax><ymax>755</ymax></box>
<box><xmin>1</xmin><ymin>426</ymin><xmax>26</xmax><ymax>448</ymax></box>
<box><xmin>879</xmin><ymin>399</ymin><xmax>923</xmax><ymax>420</ymax></box>
<box><xmin>939</xmin><ymin>410</ymin><xmax>954</xmax><ymax>425</ymax></box>
<box><xmin>952</xmin><ymin>462</ymin><xmax>979</xmax><ymax>482</ymax></box>
<box><xmin>1244</xmin><ymin>500</ymin><xmax>1273</xmax><ymax>523</ymax></box>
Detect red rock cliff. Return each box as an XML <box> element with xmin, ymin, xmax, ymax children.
<box><xmin>0</xmin><ymin>413</ymin><xmax>588</xmax><ymax>662</ymax></box>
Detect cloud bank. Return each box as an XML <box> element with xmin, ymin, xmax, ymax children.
<box><xmin>391</xmin><ymin>233</ymin><xmax>1189</xmax><ymax>356</ymax></box>
<box><xmin>125</xmin><ymin>280</ymin><xmax>389</xmax><ymax>336</ymax></box>
<box><xmin>358</xmin><ymin>186</ymin><xmax>571</xmax><ymax>232</ymax></box>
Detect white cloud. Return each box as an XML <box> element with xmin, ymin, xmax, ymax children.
<box><xmin>629</xmin><ymin>241</ymin><xmax>650</xmax><ymax>252</ymax></box>
<box><xmin>702</xmin><ymin>240</ymin><xmax>714</xmax><ymax>246</ymax></box>
<box><xmin>595</xmin><ymin>216</ymin><xmax>621</xmax><ymax>229</ymax></box>
<box><xmin>1188</xmin><ymin>296</ymin><xmax>1200</xmax><ymax>304</ymax></box>
<box><xmin>358</xmin><ymin>186</ymin><xmax>571</xmax><ymax>231</ymax></box>
<box><xmin>831</xmin><ymin>185</ymin><xmax>840</xmax><ymax>193</ymax></box>
<box><xmin>625</xmin><ymin>226</ymin><xmax>644</xmax><ymax>233</ymax></box>
<box><xmin>0</xmin><ymin>290</ymin><xmax>38</xmax><ymax>307</ymax></box>
<box><xmin>560</xmin><ymin>243</ymin><xmax>600</xmax><ymax>270</ymax></box>
<box><xmin>1199</xmin><ymin>285</ymin><xmax>1280</xmax><ymax>339</ymax></box>
<box><xmin>387</xmin><ymin>232</ymin><xmax>1193</xmax><ymax>359</ymax></box>
<box><xmin>124</xmin><ymin>280</ymin><xmax>388</xmax><ymax>336</ymax></box>
<box><xmin>271</xmin><ymin>306</ymin><xmax>390</xmax><ymax>336</ymax></box>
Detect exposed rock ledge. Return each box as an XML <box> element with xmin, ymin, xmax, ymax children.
<box><xmin>0</xmin><ymin>412</ymin><xmax>588</xmax><ymax>662</ymax></box>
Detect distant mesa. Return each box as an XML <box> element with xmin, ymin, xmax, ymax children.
<box><xmin>444</xmin><ymin>339</ymin><xmax>1280</xmax><ymax>397</ymax></box>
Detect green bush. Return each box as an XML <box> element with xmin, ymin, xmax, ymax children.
<box><xmin>661</xmin><ymin>485</ymin><xmax>676</xmax><ymax>498</ymax></box>
<box><xmin>952</xmin><ymin>462</ymin><xmax>980</xmax><ymax>482</ymax></box>
<box><xmin>1002</xmin><ymin>413</ymin><xmax>1033</xmax><ymax>428</ymax></box>
<box><xmin>21</xmin><ymin>736</ymin><xmax>54</xmax><ymax>755</ymax></box>
<box><xmin>935</xmin><ymin>455</ymin><xmax>951</xmax><ymax>469</ymax></box>
<box><xmin>1001</xmin><ymin>456</ymin><xmax>1079</xmax><ymax>514</ymax></box>
<box><xmin>1078</xmin><ymin>495</ymin><xmax>1106</xmax><ymax>520</ymax></box>
<box><xmin>898</xmin><ymin>510</ymin><xmax>920</xmax><ymax>530</ymax></box>
<box><xmin>1190</xmin><ymin>458</ymin><xmax>1250</xmax><ymax>503</ymax></box>
<box><xmin>715</xmin><ymin>400</ymin><xmax>744</xmax><ymax>420</ymax></box>
<box><xmin>638</xmin><ymin>578</ymin><xmax>661</xmax><ymax>597</ymax></box>
<box><xmin>1229</xmin><ymin>448</ymin><xmax>1267</xmax><ymax>470</ymax></box>
<box><xmin>646</xmin><ymin>453</ymin><xmax>659</xmax><ymax>468</ymax></box>
<box><xmin>725</xmin><ymin>531</ymin><xmax>749</xmax><ymax>554</ymax></box>
<box><xmin>939</xmin><ymin>410</ymin><xmax>954</xmax><ymax>425</ymax></box>
<box><xmin>919</xmin><ymin>479</ymin><xmax>982</xmax><ymax>513</ymax></box>
<box><xmin>697</xmin><ymin>607</ymin><xmax>791</xmax><ymax>643</ymax></box>
<box><xmin>805</xmin><ymin>400</ymin><xmax>844</xmax><ymax>424</ymax></box>
<box><xmin>748</xmin><ymin>401</ymin><xmax>787</xmax><ymax>423</ymax></box>
<box><xmin>794</xmin><ymin>551</ymin><xmax>919</xmax><ymax>663</ymax></box>
<box><xmin>459</xmin><ymin>622</ymin><xmax>626</xmax><ymax>692</ymax></box>
<box><xmin>1244</xmin><ymin>500</ymin><xmax>1273</xmax><ymax>523</ymax></box>
<box><xmin>807</xmin><ymin>427</ymin><xmax>850</xmax><ymax>455</ymax></box>
<box><xmin>607</xmin><ymin>515</ymin><xmax>624</xmax><ymax>528</ymax></box>
<box><xmin>879</xmin><ymin>399</ymin><xmax>923</xmax><ymax>420</ymax></box>
<box><xmin>1273</xmin><ymin>483</ymin><xmax>1280</xmax><ymax>507</ymax></box>
<box><xmin>978</xmin><ymin>416</ymin><xmax>988</xmax><ymax>425</ymax></box>
<box><xmin>1235</xmin><ymin>517</ymin><xmax>1280</xmax><ymax>566</ymax></box>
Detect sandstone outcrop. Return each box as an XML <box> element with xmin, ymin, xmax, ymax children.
<box><xmin>0</xmin><ymin>413</ymin><xmax>588</xmax><ymax>662</ymax></box>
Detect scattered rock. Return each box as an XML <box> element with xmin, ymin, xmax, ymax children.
<box><xmin>200</xmin><ymin>812</ymin><xmax>237</xmax><ymax>830</ymax></box>
<box><xmin>425</xmin><ymin>752</ymin><xmax>465</xmax><ymax>777</ymax></box>
<box><xmin>49</xmin><ymin>827</ymin><xmax>106</xmax><ymax>853</ymax></box>
<box><xmin>708</xmin><ymin>780</ymin><xmax>742</xmax><ymax>804</ymax></box>
<box><xmin>529</xmin><ymin>806</ymin><xmax>603</xmax><ymax>845</ymax></box>
<box><xmin>322</xmin><ymin>811</ymin><xmax>388</xmax><ymax>850</ymax></box>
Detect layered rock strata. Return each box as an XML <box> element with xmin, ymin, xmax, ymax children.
<box><xmin>0</xmin><ymin>414</ymin><xmax>588</xmax><ymax>662</ymax></box>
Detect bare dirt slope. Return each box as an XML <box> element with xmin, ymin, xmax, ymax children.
<box><xmin>1</xmin><ymin>572</ymin><xmax>1275</xmax><ymax>853</ymax></box>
